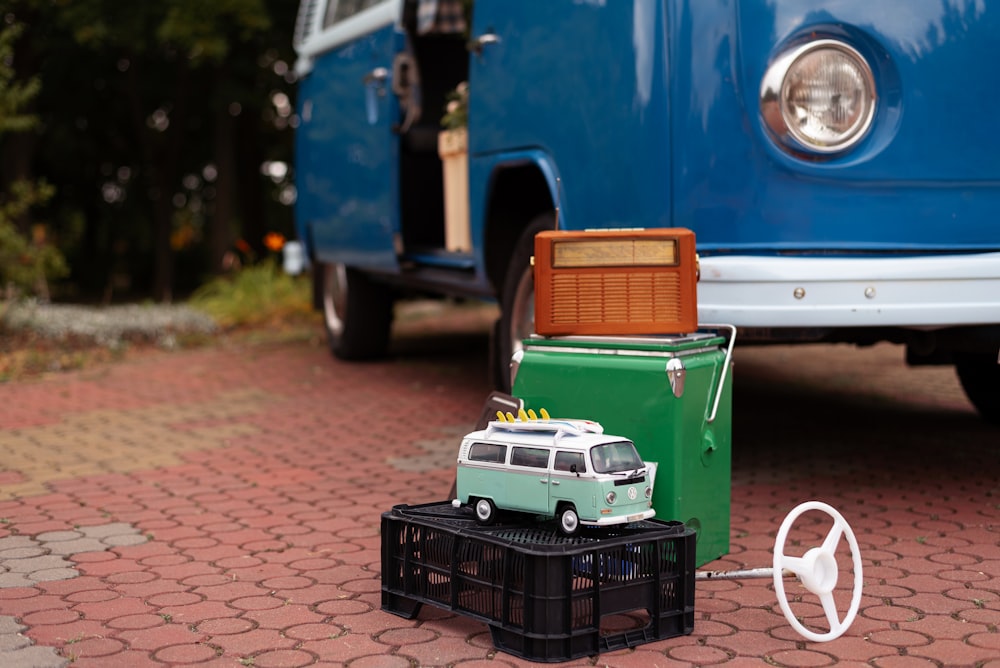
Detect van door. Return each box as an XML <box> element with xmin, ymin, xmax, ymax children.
<box><xmin>295</xmin><ymin>0</ymin><xmax>401</xmax><ymax>271</ymax></box>
<box><xmin>550</xmin><ymin>450</ymin><xmax>593</xmax><ymax>520</ymax></box>
<box><xmin>507</xmin><ymin>446</ymin><xmax>552</xmax><ymax>513</ymax></box>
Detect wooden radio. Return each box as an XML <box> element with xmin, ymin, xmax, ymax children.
<box><xmin>533</xmin><ymin>228</ymin><xmax>698</xmax><ymax>336</ymax></box>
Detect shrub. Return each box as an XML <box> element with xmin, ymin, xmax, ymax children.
<box><xmin>187</xmin><ymin>259</ymin><xmax>313</xmax><ymax>329</ymax></box>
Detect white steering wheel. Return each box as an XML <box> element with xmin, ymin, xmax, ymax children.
<box><xmin>773</xmin><ymin>501</ymin><xmax>864</xmax><ymax>642</ymax></box>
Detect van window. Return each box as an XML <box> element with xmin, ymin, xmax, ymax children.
<box><xmin>469</xmin><ymin>442</ymin><xmax>506</xmax><ymax>464</ymax></box>
<box><xmin>590</xmin><ymin>442</ymin><xmax>644</xmax><ymax>474</ymax></box>
<box><xmin>324</xmin><ymin>0</ymin><xmax>382</xmax><ymax>27</ymax></box>
<box><xmin>511</xmin><ymin>447</ymin><xmax>550</xmax><ymax>469</ymax></box>
<box><xmin>554</xmin><ymin>451</ymin><xmax>585</xmax><ymax>473</ymax></box>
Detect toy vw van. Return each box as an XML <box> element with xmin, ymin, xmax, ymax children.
<box><xmin>454</xmin><ymin>412</ymin><xmax>656</xmax><ymax>535</ymax></box>
<box><xmin>293</xmin><ymin>0</ymin><xmax>1000</xmax><ymax>422</ymax></box>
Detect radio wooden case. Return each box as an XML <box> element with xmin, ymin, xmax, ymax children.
<box><xmin>533</xmin><ymin>228</ymin><xmax>698</xmax><ymax>336</ymax></box>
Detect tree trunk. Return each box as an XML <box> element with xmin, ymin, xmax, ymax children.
<box><xmin>236</xmin><ymin>108</ymin><xmax>266</xmax><ymax>257</ymax></box>
<box><xmin>209</xmin><ymin>67</ymin><xmax>236</xmax><ymax>274</ymax></box>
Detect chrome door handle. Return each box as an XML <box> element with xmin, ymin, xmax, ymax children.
<box><xmin>468</xmin><ymin>32</ymin><xmax>501</xmax><ymax>55</ymax></box>
<box><xmin>550</xmin><ymin>480</ymin><xmax>561</xmax><ymax>486</ymax></box>
<box><xmin>539</xmin><ymin>478</ymin><xmax>548</xmax><ymax>484</ymax></box>
<box><xmin>363</xmin><ymin>67</ymin><xmax>389</xmax><ymax>85</ymax></box>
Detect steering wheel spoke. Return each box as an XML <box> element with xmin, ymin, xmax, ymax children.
<box><xmin>777</xmin><ymin>554</ymin><xmax>809</xmax><ymax>580</ymax></box>
<box><xmin>772</xmin><ymin>501</ymin><xmax>864</xmax><ymax>642</ymax></box>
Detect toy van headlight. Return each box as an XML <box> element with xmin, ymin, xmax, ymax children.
<box><xmin>644</xmin><ymin>486</ymin><xmax>652</xmax><ymax>499</ymax></box>
<box><xmin>605</xmin><ymin>491</ymin><xmax>617</xmax><ymax>505</ymax></box>
<box><xmin>760</xmin><ymin>39</ymin><xmax>876</xmax><ymax>154</ymax></box>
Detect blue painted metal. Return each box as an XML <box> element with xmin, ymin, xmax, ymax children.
<box><xmin>294</xmin><ymin>0</ymin><xmax>1000</xmax><ymax>288</ymax></box>
<box><xmin>675</xmin><ymin>0</ymin><xmax>1000</xmax><ymax>253</ymax></box>
<box><xmin>294</xmin><ymin>23</ymin><xmax>400</xmax><ymax>271</ymax></box>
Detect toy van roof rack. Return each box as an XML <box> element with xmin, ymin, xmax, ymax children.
<box><xmin>485</xmin><ymin>408</ymin><xmax>604</xmax><ymax>442</ymax></box>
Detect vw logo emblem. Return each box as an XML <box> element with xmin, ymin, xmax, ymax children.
<box><xmin>627</xmin><ymin>486</ymin><xmax>637</xmax><ymax>500</ymax></box>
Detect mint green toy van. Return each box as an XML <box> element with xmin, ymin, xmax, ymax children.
<box><xmin>454</xmin><ymin>414</ymin><xmax>656</xmax><ymax>536</ymax></box>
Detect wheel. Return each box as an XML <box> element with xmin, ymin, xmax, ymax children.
<box><xmin>558</xmin><ymin>505</ymin><xmax>580</xmax><ymax>536</ymax></box>
<box><xmin>496</xmin><ymin>214</ymin><xmax>555</xmax><ymax>392</ymax></box>
<box><xmin>773</xmin><ymin>501</ymin><xmax>864</xmax><ymax>642</ymax></box>
<box><xmin>473</xmin><ymin>498</ymin><xmax>496</xmax><ymax>525</ymax></box>
<box><xmin>954</xmin><ymin>353</ymin><xmax>1000</xmax><ymax>426</ymax></box>
<box><xmin>320</xmin><ymin>262</ymin><xmax>394</xmax><ymax>360</ymax></box>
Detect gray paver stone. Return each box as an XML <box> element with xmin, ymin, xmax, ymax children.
<box><xmin>0</xmin><ymin>537</ymin><xmax>36</xmax><ymax>550</ymax></box>
<box><xmin>4</xmin><ymin>555</ymin><xmax>72</xmax><ymax>574</ymax></box>
<box><xmin>43</xmin><ymin>538</ymin><xmax>107</xmax><ymax>555</ymax></box>
<box><xmin>28</xmin><ymin>568</ymin><xmax>80</xmax><ymax>583</ymax></box>
<box><xmin>101</xmin><ymin>533</ymin><xmax>147</xmax><ymax>547</ymax></box>
<box><xmin>0</xmin><ymin>616</ymin><xmax>24</xmax><ymax>635</ymax></box>
<box><xmin>0</xmin><ymin>547</ymin><xmax>46</xmax><ymax>560</ymax></box>
<box><xmin>0</xmin><ymin>573</ymin><xmax>35</xmax><ymax>588</ymax></box>
<box><xmin>80</xmin><ymin>523</ymin><xmax>139</xmax><ymax>539</ymax></box>
<box><xmin>0</xmin><ymin>631</ymin><xmax>31</xmax><ymax>652</ymax></box>
<box><xmin>33</xmin><ymin>531</ymin><xmax>83</xmax><ymax>543</ymax></box>
<box><xmin>0</xmin><ymin>645</ymin><xmax>69</xmax><ymax>668</ymax></box>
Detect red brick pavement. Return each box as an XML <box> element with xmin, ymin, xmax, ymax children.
<box><xmin>0</xmin><ymin>312</ymin><xmax>997</xmax><ymax>667</ymax></box>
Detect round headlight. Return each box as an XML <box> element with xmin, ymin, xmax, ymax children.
<box><xmin>605</xmin><ymin>491</ymin><xmax>616</xmax><ymax>505</ymax></box>
<box><xmin>760</xmin><ymin>39</ymin><xmax>876</xmax><ymax>154</ymax></box>
<box><xmin>644</xmin><ymin>486</ymin><xmax>652</xmax><ymax>499</ymax></box>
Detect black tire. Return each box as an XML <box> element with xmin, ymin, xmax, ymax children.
<box><xmin>320</xmin><ymin>262</ymin><xmax>394</xmax><ymax>360</ymax></box>
<box><xmin>495</xmin><ymin>213</ymin><xmax>556</xmax><ymax>392</ymax></box>
<box><xmin>558</xmin><ymin>505</ymin><xmax>580</xmax><ymax>536</ymax></box>
<box><xmin>955</xmin><ymin>353</ymin><xmax>1000</xmax><ymax>426</ymax></box>
<box><xmin>473</xmin><ymin>498</ymin><xmax>497</xmax><ymax>525</ymax></box>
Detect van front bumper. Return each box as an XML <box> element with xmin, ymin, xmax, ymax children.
<box><xmin>583</xmin><ymin>508</ymin><xmax>657</xmax><ymax>527</ymax></box>
<box><xmin>697</xmin><ymin>252</ymin><xmax>1000</xmax><ymax>328</ymax></box>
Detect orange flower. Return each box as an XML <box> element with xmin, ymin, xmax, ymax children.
<box><xmin>263</xmin><ymin>232</ymin><xmax>285</xmax><ymax>252</ymax></box>
<box><xmin>235</xmin><ymin>238</ymin><xmax>252</xmax><ymax>254</ymax></box>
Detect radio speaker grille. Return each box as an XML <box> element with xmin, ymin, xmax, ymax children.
<box><xmin>533</xmin><ymin>229</ymin><xmax>698</xmax><ymax>336</ymax></box>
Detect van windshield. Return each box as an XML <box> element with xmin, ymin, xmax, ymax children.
<box><xmin>590</xmin><ymin>441</ymin><xmax>644</xmax><ymax>474</ymax></box>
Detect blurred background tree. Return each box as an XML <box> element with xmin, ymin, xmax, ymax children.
<box><xmin>0</xmin><ymin>19</ymin><xmax>67</xmax><ymax>300</ymax></box>
<box><xmin>0</xmin><ymin>0</ymin><xmax>297</xmax><ymax>303</ymax></box>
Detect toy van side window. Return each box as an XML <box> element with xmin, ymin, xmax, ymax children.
<box><xmin>511</xmin><ymin>447</ymin><xmax>550</xmax><ymax>469</ymax></box>
<box><xmin>554</xmin><ymin>451</ymin><xmax>585</xmax><ymax>473</ymax></box>
<box><xmin>468</xmin><ymin>442</ymin><xmax>506</xmax><ymax>464</ymax></box>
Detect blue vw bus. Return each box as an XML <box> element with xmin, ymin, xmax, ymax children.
<box><xmin>292</xmin><ymin>0</ymin><xmax>1000</xmax><ymax>423</ymax></box>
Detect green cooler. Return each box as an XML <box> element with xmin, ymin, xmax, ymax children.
<box><xmin>511</xmin><ymin>329</ymin><xmax>733</xmax><ymax>566</ymax></box>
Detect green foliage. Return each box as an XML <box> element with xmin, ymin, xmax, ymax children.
<box><xmin>441</xmin><ymin>81</ymin><xmax>468</xmax><ymax>130</ymax></box>
<box><xmin>13</xmin><ymin>0</ymin><xmax>298</xmax><ymax>299</ymax></box>
<box><xmin>0</xmin><ymin>24</ymin><xmax>39</xmax><ymax>134</ymax></box>
<box><xmin>0</xmin><ymin>20</ymin><xmax>68</xmax><ymax>298</ymax></box>
<box><xmin>0</xmin><ymin>181</ymin><xmax>68</xmax><ymax>295</ymax></box>
<box><xmin>187</xmin><ymin>259</ymin><xmax>312</xmax><ymax>329</ymax></box>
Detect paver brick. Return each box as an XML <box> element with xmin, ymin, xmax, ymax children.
<box><xmin>0</xmin><ymin>325</ymin><xmax>997</xmax><ymax>666</ymax></box>
<box><xmin>116</xmin><ymin>622</ymin><xmax>207</xmax><ymax>651</ymax></box>
<box><xmin>208</xmin><ymin>627</ymin><xmax>297</xmax><ymax>655</ymax></box>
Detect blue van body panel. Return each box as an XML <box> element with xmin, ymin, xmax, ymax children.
<box><xmin>292</xmin><ymin>0</ymin><xmax>1000</xmax><ymax>344</ymax></box>
<box><xmin>674</xmin><ymin>0</ymin><xmax>1000</xmax><ymax>253</ymax></box>
<box><xmin>294</xmin><ymin>23</ymin><xmax>400</xmax><ymax>270</ymax></box>
<box><xmin>469</xmin><ymin>0</ymin><xmax>673</xmax><ymax>233</ymax></box>
<box><xmin>296</xmin><ymin>0</ymin><xmax>1000</xmax><ymax>270</ymax></box>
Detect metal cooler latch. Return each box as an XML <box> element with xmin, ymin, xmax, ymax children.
<box><xmin>665</xmin><ymin>357</ymin><xmax>686</xmax><ymax>398</ymax></box>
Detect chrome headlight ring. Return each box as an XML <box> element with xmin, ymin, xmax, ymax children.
<box><xmin>760</xmin><ymin>39</ymin><xmax>877</xmax><ymax>155</ymax></box>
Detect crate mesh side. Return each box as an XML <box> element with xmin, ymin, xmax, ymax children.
<box><xmin>382</xmin><ymin>505</ymin><xmax>696</xmax><ymax>662</ymax></box>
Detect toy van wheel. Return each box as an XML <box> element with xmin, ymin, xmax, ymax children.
<box><xmin>473</xmin><ymin>498</ymin><xmax>497</xmax><ymax>525</ymax></box>
<box><xmin>558</xmin><ymin>505</ymin><xmax>580</xmax><ymax>536</ymax></box>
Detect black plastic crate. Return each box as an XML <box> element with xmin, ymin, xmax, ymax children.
<box><xmin>381</xmin><ymin>502</ymin><xmax>696</xmax><ymax>663</ymax></box>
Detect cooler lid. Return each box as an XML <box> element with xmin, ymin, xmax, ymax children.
<box><xmin>522</xmin><ymin>332</ymin><xmax>726</xmax><ymax>355</ymax></box>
